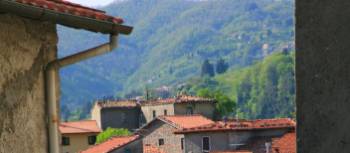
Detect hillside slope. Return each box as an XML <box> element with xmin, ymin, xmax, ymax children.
<box><xmin>215</xmin><ymin>51</ymin><xmax>295</xmax><ymax>119</ymax></box>
<box><xmin>58</xmin><ymin>0</ymin><xmax>294</xmax><ymax>109</ymax></box>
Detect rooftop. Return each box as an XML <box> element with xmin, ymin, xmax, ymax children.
<box><xmin>0</xmin><ymin>0</ymin><xmax>132</xmax><ymax>34</ymax></box>
<box><xmin>160</xmin><ymin>115</ymin><xmax>215</xmax><ymax>129</ymax></box>
<box><xmin>272</xmin><ymin>132</ymin><xmax>296</xmax><ymax>153</ymax></box>
<box><xmin>96</xmin><ymin>100</ymin><xmax>138</xmax><ymax>108</ymax></box>
<box><xmin>210</xmin><ymin>151</ymin><xmax>253</xmax><ymax>153</ymax></box>
<box><xmin>176</xmin><ymin>118</ymin><xmax>295</xmax><ymax>134</ymax></box>
<box><xmin>141</xmin><ymin>95</ymin><xmax>216</xmax><ymax>106</ymax></box>
<box><xmin>81</xmin><ymin>135</ymin><xmax>140</xmax><ymax>153</ymax></box>
<box><xmin>59</xmin><ymin>120</ymin><xmax>101</xmax><ymax>134</ymax></box>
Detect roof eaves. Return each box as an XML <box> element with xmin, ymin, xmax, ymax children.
<box><xmin>0</xmin><ymin>0</ymin><xmax>133</xmax><ymax>35</ymax></box>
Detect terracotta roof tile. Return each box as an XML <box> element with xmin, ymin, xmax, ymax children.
<box><xmin>141</xmin><ymin>95</ymin><xmax>216</xmax><ymax>106</ymax></box>
<box><xmin>59</xmin><ymin>120</ymin><xmax>101</xmax><ymax>134</ymax></box>
<box><xmin>143</xmin><ymin>144</ymin><xmax>165</xmax><ymax>153</ymax></box>
<box><xmin>97</xmin><ymin>100</ymin><xmax>138</xmax><ymax>108</ymax></box>
<box><xmin>272</xmin><ymin>132</ymin><xmax>296</xmax><ymax>153</ymax></box>
<box><xmin>176</xmin><ymin>118</ymin><xmax>295</xmax><ymax>134</ymax></box>
<box><xmin>81</xmin><ymin>135</ymin><xmax>140</xmax><ymax>153</ymax></box>
<box><xmin>160</xmin><ymin>115</ymin><xmax>215</xmax><ymax>129</ymax></box>
<box><xmin>11</xmin><ymin>0</ymin><xmax>124</xmax><ymax>24</ymax></box>
<box><xmin>210</xmin><ymin>151</ymin><xmax>252</xmax><ymax>153</ymax></box>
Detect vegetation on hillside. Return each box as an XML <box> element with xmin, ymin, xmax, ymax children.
<box><xmin>96</xmin><ymin>128</ymin><xmax>132</xmax><ymax>144</ymax></box>
<box><xmin>58</xmin><ymin>0</ymin><xmax>295</xmax><ymax>119</ymax></box>
<box><xmin>183</xmin><ymin>51</ymin><xmax>295</xmax><ymax>119</ymax></box>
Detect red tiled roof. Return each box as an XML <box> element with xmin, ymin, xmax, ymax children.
<box><xmin>11</xmin><ymin>0</ymin><xmax>123</xmax><ymax>24</ymax></box>
<box><xmin>59</xmin><ymin>120</ymin><xmax>101</xmax><ymax>134</ymax></box>
<box><xmin>81</xmin><ymin>135</ymin><xmax>140</xmax><ymax>153</ymax></box>
<box><xmin>141</xmin><ymin>95</ymin><xmax>216</xmax><ymax>106</ymax></box>
<box><xmin>159</xmin><ymin>115</ymin><xmax>215</xmax><ymax>129</ymax></box>
<box><xmin>271</xmin><ymin>132</ymin><xmax>296</xmax><ymax>153</ymax></box>
<box><xmin>96</xmin><ymin>100</ymin><xmax>138</xmax><ymax>108</ymax></box>
<box><xmin>143</xmin><ymin>144</ymin><xmax>165</xmax><ymax>153</ymax></box>
<box><xmin>176</xmin><ymin>118</ymin><xmax>295</xmax><ymax>134</ymax></box>
<box><xmin>210</xmin><ymin>151</ymin><xmax>252</xmax><ymax>153</ymax></box>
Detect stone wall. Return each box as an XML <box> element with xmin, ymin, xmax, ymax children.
<box><xmin>91</xmin><ymin>103</ymin><xmax>102</xmax><ymax>128</ymax></box>
<box><xmin>174</xmin><ymin>103</ymin><xmax>215</xmax><ymax>120</ymax></box>
<box><xmin>141</xmin><ymin>120</ymin><xmax>184</xmax><ymax>153</ymax></box>
<box><xmin>0</xmin><ymin>14</ymin><xmax>58</xmax><ymax>153</ymax></box>
<box><xmin>141</xmin><ymin>103</ymin><xmax>175</xmax><ymax>123</ymax></box>
<box><xmin>296</xmin><ymin>0</ymin><xmax>350</xmax><ymax>152</ymax></box>
<box><xmin>183</xmin><ymin>129</ymin><xmax>289</xmax><ymax>153</ymax></box>
<box><xmin>101</xmin><ymin>107</ymin><xmax>140</xmax><ymax>131</ymax></box>
<box><xmin>184</xmin><ymin>132</ymin><xmax>229</xmax><ymax>153</ymax></box>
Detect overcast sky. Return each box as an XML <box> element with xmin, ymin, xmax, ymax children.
<box><xmin>67</xmin><ymin>0</ymin><xmax>115</xmax><ymax>7</ymax></box>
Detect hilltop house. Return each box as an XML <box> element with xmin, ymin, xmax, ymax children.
<box><xmin>91</xmin><ymin>95</ymin><xmax>217</xmax><ymax>131</ymax></box>
<box><xmin>175</xmin><ymin>118</ymin><xmax>296</xmax><ymax>153</ymax></box>
<box><xmin>137</xmin><ymin>115</ymin><xmax>215</xmax><ymax>153</ymax></box>
<box><xmin>0</xmin><ymin>0</ymin><xmax>132</xmax><ymax>152</ymax></box>
<box><xmin>140</xmin><ymin>95</ymin><xmax>217</xmax><ymax>124</ymax></box>
<box><xmin>91</xmin><ymin>100</ymin><xmax>141</xmax><ymax>130</ymax></box>
<box><xmin>60</xmin><ymin>120</ymin><xmax>102</xmax><ymax>153</ymax></box>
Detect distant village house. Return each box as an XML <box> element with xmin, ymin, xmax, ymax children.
<box><xmin>60</xmin><ymin>120</ymin><xmax>102</xmax><ymax>153</ymax></box>
<box><xmin>91</xmin><ymin>95</ymin><xmax>217</xmax><ymax>131</ymax></box>
<box><xmin>175</xmin><ymin>118</ymin><xmax>296</xmax><ymax>153</ymax></box>
<box><xmin>137</xmin><ymin>115</ymin><xmax>215</xmax><ymax>153</ymax></box>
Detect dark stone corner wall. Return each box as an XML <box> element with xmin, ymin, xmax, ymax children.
<box><xmin>0</xmin><ymin>14</ymin><xmax>58</xmax><ymax>153</ymax></box>
<box><xmin>296</xmin><ymin>0</ymin><xmax>350</xmax><ymax>152</ymax></box>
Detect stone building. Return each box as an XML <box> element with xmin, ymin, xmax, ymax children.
<box><xmin>60</xmin><ymin>120</ymin><xmax>101</xmax><ymax>153</ymax></box>
<box><xmin>91</xmin><ymin>100</ymin><xmax>141</xmax><ymax>131</ymax></box>
<box><xmin>0</xmin><ymin>0</ymin><xmax>132</xmax><ymax>152</ymax></box>
<box><xmin>175</xmin><ymin>118</ymin><xmax>295</xmax><ymax>153</ymax></box>
<box><xmin>91</xmin><ymin>95</ymin><xmax>217</xmax><ymax>131</ymax></box>
<box><xmin>137</xmin><ymin>115</ymin><xmax>214</xmax><ymax>153</ymax></box>
<box><xmin>140</xmin><ymin>95</ymin><xmax>217</xmax><ymax>125</ymax></box>
<box><xmin>81</xmin><ymin>135</ymin><xmax>142</xmax><ymax>153</ymax></box>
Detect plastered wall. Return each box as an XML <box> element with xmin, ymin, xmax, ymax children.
<box><xmin>0</xmin><ymin>14</ymin><xmax>58</xmax><ymax>153</ymax></box>
<box><xmin>296</xmin><ymin>0</ymin><xmax>350</xmax><ymax>152</ymax></box>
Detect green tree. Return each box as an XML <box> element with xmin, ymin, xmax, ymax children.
<box><xmin>216</xmin><ymin>58</ymin><xmax>229</xmax><ymax>74</ymax></box>
<box><xmin>196</xmin><ymin>89</ymin><xmax>236</xmax><ymax>118</ymax></box>
<box><xmin>201</xmin><ymin>59</ymin><xmax>215</xmax><ymax>77</ymax></box>
<box><xmin>96</xmin><ymin>128</ymin><xmax>131</xmax><ymax>144</ymax></box>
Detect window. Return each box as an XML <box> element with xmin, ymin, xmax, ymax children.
<box><xmin>164</xmin><ymin>109</ymin><xmax>168</xmax><ymax>116</ymax></box>
<box><xmin>181</xmin><ymin>138</ymin><xmax>184</xmax><ymax>150</ymax></box>
<box><xmin>153</xmin><ymin>110</ymin><xmax>156</xmax><ymax>119</ymax></box>
<box><xmin>88</xmin><ymin>135</ymin><xmax>97</xmax><ymax>145</ymax></box>
<box><xmin>158</xmin><ymin>138</ymin><xmax>164</xmax><ymax>146</ymax></box>
<box><xmin>186</xmin><ymin>107</ymin><xmax>193</xmax><ymax>115</ymax></box>
<box><xmin>62</xmin><ymin>136</ymin><xmax>70</xmax><ymax>146</ymax></box>
<box><xmin>124</xmin><ymin>148</ymin><xmax>131</xmax><ymax>153</ymax></box>
<box><xmin>202</xmin><ymin>136</ymin><xmax>210</xmax><ymax>153</ymax></box>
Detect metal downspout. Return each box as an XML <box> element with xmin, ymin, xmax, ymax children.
<box><xmin>45</xmin><ymin>35</ymin><xmax>118</xmax><ymax>153</ymax></box>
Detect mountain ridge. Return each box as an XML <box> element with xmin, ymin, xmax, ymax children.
<box><xmin>58</xmin><ymin>0</ymin><xmax>294</xmax><ymax>112</ymax></box>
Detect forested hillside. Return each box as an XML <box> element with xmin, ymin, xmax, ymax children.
<box><xmin>58</xmin><ymin>0</ymin><xmax>294</xmax><ymax>119</ymax></box>
<box><xmin>184</xmin><ymin>51</ymin><xmax>295</xmax><ymax>119</ymax></box>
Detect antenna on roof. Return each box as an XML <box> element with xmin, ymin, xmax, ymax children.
<box><xmin>223</xmin><ymin>116</ymin><xmax>228</xmax><ymax>125</ymax></box>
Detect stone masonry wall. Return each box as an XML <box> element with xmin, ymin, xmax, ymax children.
<box><xmin>0</xmin><ymin>14</ymin><xmax>58</xmax><ymax>153</ymax></box>
<box><xmin>142</xmin><ymin>120</ymin><xmax>184</xmax><ymax>153</ymax></box>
